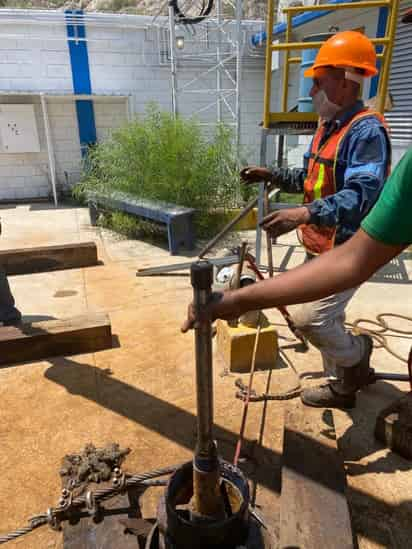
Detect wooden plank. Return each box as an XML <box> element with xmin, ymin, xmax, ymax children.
<box><xmin>0</xmin><ymin>313</ymin><xmax>112</xmax><ymax>366</ymax></box>
<box><xmin>0</xmin><ymin>242</ymin><xmax>98</xmax><ymax>276</ymax></box>
<box><xmin>280</xmin><ymin>402</ymin><xmax>353</xmax><ymax>549</ymax></box>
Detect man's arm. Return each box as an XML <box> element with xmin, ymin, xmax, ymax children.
<box><xmin>181</xmin><ymin>230</ymin><xmax>405</xmax><ymax>331</ymax></box>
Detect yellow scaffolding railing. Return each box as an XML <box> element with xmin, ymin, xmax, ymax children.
<box><xmin>263</xmin><ymin>0</ymin><xmax>401</xmax><ymax>128</ymax></box>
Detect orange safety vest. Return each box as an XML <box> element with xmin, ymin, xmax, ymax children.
<box><xmin>299</xmin><ymin>109</ymin><xmax>390</xmax><ymax>255</ymax></box>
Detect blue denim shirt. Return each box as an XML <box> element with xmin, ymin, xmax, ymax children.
<box><xmin>304</xmin><ymin>100</ymin><xmax>391</xmax><ymax>245</ymax></box>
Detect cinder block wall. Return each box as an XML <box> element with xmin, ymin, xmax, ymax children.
<box><xmin>0</xmin><ymin>10</ymin><xmax>266</xmax><ymax>201</ymax></box>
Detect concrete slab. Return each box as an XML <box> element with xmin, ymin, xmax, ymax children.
<box><xmin>0</xmin><ymin>204</ymin><xmax>411</xmax><ymax>548</ymax></box>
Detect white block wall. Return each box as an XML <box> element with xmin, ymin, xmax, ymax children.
<box><xmin>0</xmin><ymin>10</ymin><xmax>266</xmax><ymax>201</ymax></box>
<box><xmin>0</xmin><ymin>8</ymin><xmax>407</xmax><ymax>201</ymax></box>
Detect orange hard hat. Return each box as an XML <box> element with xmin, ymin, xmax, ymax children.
<box><xmin>304</xmin><ymin>30</ymin><xmax>378</xmax><ymax>78</ymax></box>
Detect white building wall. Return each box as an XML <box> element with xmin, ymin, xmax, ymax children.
<box><xmin>0</xmin><ymin>6</ymin><xmax>403</xmax><ymax>201</ymax></box>
<box><xmin>0</xmin><ymin>10</ymin><xmax>267</xmax><ymax>201</ymax></box>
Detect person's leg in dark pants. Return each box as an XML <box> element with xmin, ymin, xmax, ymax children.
<box><xmin>0</xmin><ymin>267</ymin><xmax>21</xmax><ymax>325</ymax></box>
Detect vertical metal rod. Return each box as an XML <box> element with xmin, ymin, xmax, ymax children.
<box><xmin>256</xmin><ymin>129</ymin><xmax>268</xmax><ymax>264</ymax></box>
<box><xmin>234</xmin><ymin>241</ymin><xmax>248</xmax><ymax>290</ymax></box>
<box><xmin>193</xmin><ymin>263</ymin><xmax>214</xmax><ymax>457</ymax></box>
<box><xmin>235</xmin><ymin>0</ymin><xmax>243</xmax><ymax>163</ymax></box>
<box><xmin>281</xmin><ymin>13</ymin><xmax>292</xmax><ymax>113</ymax></box>
<box><xmin>233</xmin><ymin>320</ymin><xmax>262</xmax><ymax>467</ymax></box>
<box><xmin>40</xmin><ymin>93</ymin><xmax>58</xmax><ymax>207</ymax></box>
<box><xmin>377</xmin><ymin>0</ymin><xmax>400</xmax><ymax>113</ymax></box>
<box><xmin>191</xmin><ymin>261</ymin><xmax>223</xmax><ymax>517</ymax></box>
<box><xmin>168</xmin><ymin>5</ymin><xmax>178</xmax><ymax>117</ymax></box>
<box><xmin>263</xmin><ymin>0</ymin><xmax>275</xmax><ymax>128</ymax></box>
<box><xmin>216</xmin><ymin>0</ymin><xmax>222</xmax><ymax>123</ymax></box>
<box><xmin>264</xmin><ymin>185</ymin><xmax>274</xmax><ymax>277</ymax></box>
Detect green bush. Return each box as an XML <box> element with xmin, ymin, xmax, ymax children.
<box><xmin>99</xmin><ymin>211</ymin><xmax>165</xmax><ymax>241</ymax></box>
<box><xmin>74</xmin><ymin>105</ymin><xmax>242</xmax><ymax>237</ymax></box>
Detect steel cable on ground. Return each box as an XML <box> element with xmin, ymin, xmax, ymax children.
<box><xmin>348</xmin><ymin>313</ymin><xmax>412</xmax><ymax>364</ymax></box>
<box><xmin>0</xmin><ymin>464</ymin><xmax>179</xmax><ymax>545</ymax></box>
<box><xmin>244</xmin><ymin>313</ymin><xmax>412</xmax><ymax>403</ymax></box>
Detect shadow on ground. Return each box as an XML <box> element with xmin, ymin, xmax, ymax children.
<box><xmin>44</xmin><ymin>356</ymin><xmax>412</xmax><ymax>548</ymax></box>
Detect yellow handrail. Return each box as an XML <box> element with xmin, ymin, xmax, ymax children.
<box><xmin>283</xmin><ymin>0</ymin><xmax>391</xmax><ymax>12</ymax></box>
<box><xmin>262</xmin><ymin>0</ymin><xmax>400</xmax><ymax>128</ymax></box>
<box><xmin>263</xmin><ymin>0</ymin><xmax>275</xmax><ymax>128</ymax></box>
<box><xmin>377</xmin><ymin>0</ymin><xmax>400</xmax><ymax>111</ymax></box>
<box><xmin>281</xmin><ymin>12</ymin><xmax>292</xmax><ymax>112</ymax></box>
<box><xmin>271</xmin><ymin>37</ymin><xmax>389</xmax><ymax>50</ymax></box>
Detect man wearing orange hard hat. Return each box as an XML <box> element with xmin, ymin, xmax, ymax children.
<box><xmin>237</xmin><ymin>29</ymin><xmax>392</xmax><ymax>408</ymax></box>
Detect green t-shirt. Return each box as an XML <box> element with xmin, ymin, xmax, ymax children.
<box><xmin>361</xmin><ymin>148</ymin><xmax>412</xmax><ymax>245</ymax></box>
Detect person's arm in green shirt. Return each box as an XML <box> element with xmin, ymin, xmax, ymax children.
<box><xmin>182</xmin><ymin>149</ymin><xmax>412</xmax><ymax>331</ymax></box>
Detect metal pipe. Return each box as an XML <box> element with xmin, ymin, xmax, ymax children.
<box><xmin>168</xmin><ymin>5</ymin><xmax>178</xmax><ymax>117</ymax></box>
<box><xmin>40</xmin><ymin>93</ymin><xmax>58</xmax><ymax>207</ymax></box>
<box><xmin>192</xmin><ymin>261</ymin><xmax>214</xmax><ymax>457</ymax></box>
<box><xmin>373</xmin><ymin>372</ymin><xmax>411</xmax><ymax>382</ymax></box>
<box><xmin>216</xmin><ymin>0</ymin><xmax>222</xmax><ymax>123</ymax></box>
<box><xmin>264</xmin><ymin>184</ymin><xmax>274</xmax><ymax>278</ymax></box>
<box><xmin>281</xmin><ymin>12</ymin><xmax>292</xmax><ymax>113</ymax></box>
<box><xmin>198</xmin><ymin>196</ymin><xmax>258</xmax><ymax>258</ymax></box>
<box><xmin>191</xmin><ymin>261</ymin><xmax>223</xmax><ymax>517</ymax></box>
<box><xmin>263</xmin><ymin>0</ymin><xmax>275</xmax><ymax>129</ymax></box>
<box><xmin>235</xmin><ymin>0</ymin><xmax>243</xmax><ymax>163</ymax></box>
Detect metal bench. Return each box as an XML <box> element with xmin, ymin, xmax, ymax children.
<box><xmin>88</xmin><ymin>191</ymin><xmax>196</xmax><ymax>255</ymax></box>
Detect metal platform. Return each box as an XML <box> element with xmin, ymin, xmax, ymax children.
<box><xmin>265</xmin><ymin>120</ymin><xmax>318</xmax><ymax>135</ymax></box>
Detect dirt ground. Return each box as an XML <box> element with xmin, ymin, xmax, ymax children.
<box><xmin>0</xmin><ymin>202</ymin><xmax>411</xmax><ymax>548</ymax></box>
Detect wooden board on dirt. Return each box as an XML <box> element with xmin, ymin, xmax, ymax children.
<box><xmin>0</xmin><ymin>313</ymin><xmax>112</xmax><ymax>366</ymax></box>
<box><xmin>280</xmin><ymin>402</ymin><xmax>353</xmax><ymax>549</ymax></box>
<box><xmin>0</xmin><ymin>242</ymin><xmax>98</xmax><ymax>275</ymax></box>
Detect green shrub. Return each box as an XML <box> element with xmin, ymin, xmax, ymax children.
<box><xmin>74</xmin><ymin>104</ymin><xmax>242</xmax><ymax>238</ymax></box>
<box><xmin>99</xmin><ymin>211</ymin><xmax>165</xmax><ymax>241</ymax></box>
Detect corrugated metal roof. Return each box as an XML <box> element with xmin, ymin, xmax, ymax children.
<box><xmin>386</xmin><ymin>0</ymin><xmax>412</xmax><ymax>144</ymax></box>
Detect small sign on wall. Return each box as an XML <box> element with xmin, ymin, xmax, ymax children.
<box><xmin>0</xmin><ymin>104</ymin><xmax>41</xmax><ymax>153</ymax></box>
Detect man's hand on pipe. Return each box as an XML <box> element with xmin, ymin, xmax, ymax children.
<box><xmin>181</xmin><ymin>291</ymin><xmax>242</xmax><ymax>333</ymax></box>
<box><xmin>261</xmin><ymin>207</ymin><xmax>310</xmax><ymax>238</ymax></box>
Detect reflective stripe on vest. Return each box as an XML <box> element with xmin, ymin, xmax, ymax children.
<box><xmin>313</xmin><ymin>163</ymin><xmax>325</xmax><ymax>200</ymax></box>
<box><xmin>299</xmin><ymin>109</ymin><xmax>390</xmax><ymax>255</ymax></box>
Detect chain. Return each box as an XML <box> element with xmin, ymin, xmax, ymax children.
<box><xmin>234</xmin><ymin>378</ymin><xmax>301</xmax><ymax>402</ymax></box>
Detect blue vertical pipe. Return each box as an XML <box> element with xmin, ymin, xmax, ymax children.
<box><xmin>65</xmin><ymin>9</ymin><xmax>97</xmax><ymax>157</ymax></box>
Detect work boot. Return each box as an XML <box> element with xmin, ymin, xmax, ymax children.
<box><xmin>300</xmin><ymin>381</ymin><xmax>356</xmax><ymax>409</ymax></box>
<box><xmin>354</xmin><ymin>334</ymin><xmax>374</xmax><ymax>388</ymax></box>
<box><xmin>0</xmin><ymin>307</ymin><xmax>22</xmax><ymax>326</ymax></box>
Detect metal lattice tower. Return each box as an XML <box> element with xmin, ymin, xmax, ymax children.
<box><xmin>151</xmin><ymin>0</ymin><xmax>246</xmax><ymax>158</ymax></box>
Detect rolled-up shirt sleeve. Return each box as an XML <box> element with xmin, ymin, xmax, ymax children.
<box><xmin>307</xmin><ymin>120</ymin><xmax>390</xmax><ymax>228</ymax></box>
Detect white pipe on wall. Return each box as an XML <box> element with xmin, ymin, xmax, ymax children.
<box><xmin>40</xmin><ymin>93</ymin><xmax>58</xmax><ymax>207</ymax></box>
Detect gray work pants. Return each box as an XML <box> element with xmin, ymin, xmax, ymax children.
<box><xmin>0</xmin><ymin>267</ymin><xmax>21</xmax><ymax>325</ymax></box>
<box><xmin>287</xmin><ymin>275</ymin><xmax>365</xmax><ymax>377</ymax></box>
